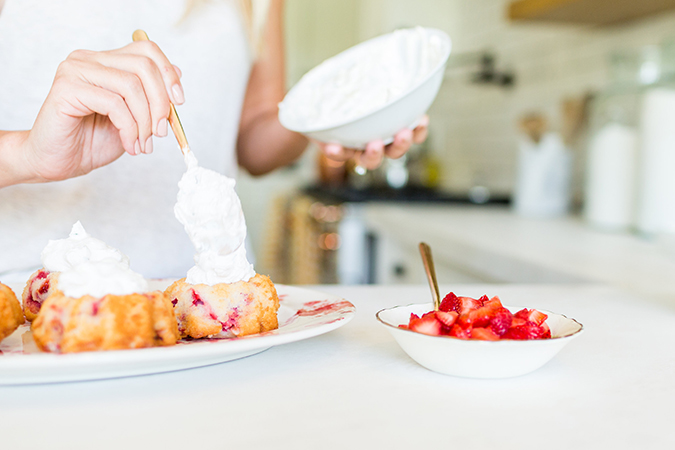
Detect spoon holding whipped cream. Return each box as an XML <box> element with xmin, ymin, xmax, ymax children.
<box><xmin>132</xmin><ymin>29</ymin><xmax>190</xmax><ymax>156</ymax></box>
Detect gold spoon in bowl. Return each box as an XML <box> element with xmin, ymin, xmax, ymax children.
<box><xmin>132</xmin><ymin>29</ymin><xmax>190</xmax><ymax>156</ymax></box>
<box><xmin>419</xmin><ymin>242</ymin><xmax>441</xmax><ymax>311</ymax></box>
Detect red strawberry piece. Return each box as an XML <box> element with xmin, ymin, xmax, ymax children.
<box><xmin>503</xmin><ymin>323</ymin><xmax>545</xmax><ymax>340</ymax></box>
<box><xmin>439</xmin><ymin>292</ymin><xmax>460</xmax><ymax>312</ymax></box>
<box><xmin>514</xmin><ymin>308</ymin><xmax>531</xmax><ymax>320</ymax></box>
<box><xmin>511</xmin><ymin>317</ymin><xmax>527</xmax><ymax>327</ymax></box>
<box><xmin>449</xmin><ymin>324</ymin><xmax>472</xmax><ymax>339</ymax></box>
<box><xmin>470</xmin><ymin>309</ymin><xmax>490</xmax><ymax>328</ymax></box>
<box><xmin>478</xmin><ymin>295</ymin><xmax>489</xmax><ymax>305</ymax></box>
<box><xmin>471</xmin><ymin>327</ymin><xmax>500</xmax><ymax>341</ymax></box>
<box><xmin>526</xmin><ymin>309</ymin><xmax>548</xmax><ymax>326</ymax></box>
<box><xmin>457</xmin><ymin>297</ymin><xmax>482</xmax><ymax>315</ymax></box>
<box><xmin>490</xmin><ymin>308</ymin><xmax>513</xmax><ymax>336</ymax></box>
<box><xmin>409</xmin><ymin>315</ymin><xmax>442</xmax><ymax>336</ymax></box>
<box><xmin>541</xmin><ymin>322</ymin><xmax>552</xmax><ymax>339</ymax></box>
<box><xmin>457</xmin><ymin>312</ymin><xmax>474</xmax><ymax>327</ymax></box>
<box><xmin>398</xmin><ymin>324</ymin><xmax>408</xmax><ymax>329</ymax></box>
<box><xmin>483</xmin><ymin>296</ymin><xmax>503</xmax><ymax>310</ymax></box>
<box><xmin>409</xmin><ymin>313</ymin><xmax>420</xmax><ymax>322</ymax></box>
<box><xmin>435</xmin><ymin>310</ymin><xmax>458</xmax><ymax>328</ymax></box>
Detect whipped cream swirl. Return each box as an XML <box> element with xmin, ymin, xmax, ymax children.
<box><xmin>41</xmin><ymin>222</ymin><xmax>148</xmax><ymax>298</ymax></box>
<box><xmin>174</xmin><ymin>151</ymin><xmax>255</xmax><ymax>286</ymax></box>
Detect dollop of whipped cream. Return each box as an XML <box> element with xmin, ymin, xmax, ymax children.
<box><xmin>41</xmin><ymin>222</ymin><xmax>148</xmax><ymax>298</ymax></box>
<box><xmin>279</xmin><ymin>27</ymin><xmax>446</xmax><ymax>130</ymax></box>
<box><xmin>174</xmin><ymin>151</ymin><xmax>255</xmax><ymax>286</ymax></box>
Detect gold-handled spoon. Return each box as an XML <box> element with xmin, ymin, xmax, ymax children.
<box><xmin>419</xmin><ymin>242</ymin><xmax>441</xmax><ymax>311</ymax></box>
<box><xmin>132</xmin><ymin>29</ymin><xmax>190</xmax><ymax>156</ymax></box>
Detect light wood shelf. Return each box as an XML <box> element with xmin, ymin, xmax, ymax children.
<box><xmin>508</xmin><ymin>0</ymin><xmax>675</xmax><ymax>25</ymax></box>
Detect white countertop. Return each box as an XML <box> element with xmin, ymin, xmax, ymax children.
<box><xmin>1</xmin><ymin>284</ymin><xmax>674</xmax><ymax>449</ymax></box>
<box><xmin>363</xmin><ymin>205</ymin><xmax>675</xmax><ymax>303</ymax></box>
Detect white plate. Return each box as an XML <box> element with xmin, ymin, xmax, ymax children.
<box><xmin>0</xmin><ymin>282</ymin><xmax>355</xmax><ymax>385</ymax></box>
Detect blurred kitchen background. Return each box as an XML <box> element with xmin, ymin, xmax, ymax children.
<box><xmin>238</xmin><ymin>0</ymin><xmax>675</xmax><ymax>302</ymax></box>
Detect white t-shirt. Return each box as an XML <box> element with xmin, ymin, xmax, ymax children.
<box><xmin>0</xmin><ymin>0</ymin><xmax>253</xmax><ymax>280</ymax></box>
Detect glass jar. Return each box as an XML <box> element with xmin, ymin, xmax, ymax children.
<box><xmin>584</xmin><ymin>45</ymin><xmax>673</xmax><ymax>232</ymax></box>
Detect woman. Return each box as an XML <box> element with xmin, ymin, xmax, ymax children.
<box><xmin>0</xmin><ymin>0</ymin><xmax>427</xmax><ymax>279</ymax></box>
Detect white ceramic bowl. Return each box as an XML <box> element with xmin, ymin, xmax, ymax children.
<box><xmin>376</xmin><ymin>303</ymin><xmax>583</xmax><ymax>379</ymax></box>
<box><xmin>278</xmin><ymin>28</ymin><xmax>451</xmax><ymax>149</ymax></box>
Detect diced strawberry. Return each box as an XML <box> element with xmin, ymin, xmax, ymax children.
<box><xmin>503</xmin><ymin>323</ymin><xmax>545</xmax><ymax>340</ymax></box>
<box><xmin>439</xmin><ymin>292</ymin><xmax>460</xmax><ymax>312</ymax></box>
<box><xmin>478</xmin><ymin>295</ymin><xmax>489</xmax><ymax>305</ymax></box>
<box><xmin>457</xmin><ymin>297</ymin><xmax>482</xmax><ymax>315</ymax></box>
<box><xmin>457</xmin><ymin>312</ymin><xmax>474</xmax><ymax>327</ymax></box>
<box><xmin>514</xmin><ymin>308</ymin><xmax>530</xmax><ymax>320</ymax></box>
<box><xmin>398</xmin><ymin>324</ymin><xmax>408</xmax><ymax>329</ymax></box>
<box><xmin>541</xmin><ymin>322</ymin><xmax>551</xmax><ymax>338</ymax></box>
<box><xmin>490</xmin><ymin>308</ymin><xmax>513</xmax><ymax>336</ymax></box>
<box><xmin>471</xmin><ymin>327</ymin><xmax>500</xmax><ymax>341</ymax></box>
<box><xmin>409</xmin><ymin>315</ymin><xmax>442</xmax><ymax>336</ymax></box>
<box><xmin>449</xmin><ymin>324</ymin><xmax>471</xmax><ymax>339</ymax></box>
<box><xmin>469</xmin><ymin>309</ymin><xmax>488</xmax><ymax>327</ymax></box>
<box><xmin>511</xmin><ymin>317</ymin><xmax>527</xmax><ymax>327</ymax></box>
<box><xmin>409</xmin><ymin>313</ymin><xmax>420</xmax><ymax>322</ymax></box>
<box><xmin>435</xmin><ymin>310</ymin><xmax>458</xmax><ymax>328</ymax></box>
<box><xmin>483</xmin><ymin>296</ymin><xmax>503</xmax><ymax>310</ymax></box>
<box><xmin>527</xmin><ymin>310</ymin><xmax>548</xmax><ymax>326</ymax></box>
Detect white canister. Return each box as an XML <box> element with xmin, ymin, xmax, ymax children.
<box><xmin>584</xmin><ymin>123</ymin><xmax>638</xmax><ymax>230</ymax></box>
<box><xmin>513</xmin><ymin>132</ymin><xmax>572</xmax><ymax>218</ymax></box>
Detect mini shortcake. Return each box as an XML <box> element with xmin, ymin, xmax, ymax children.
<box><xmin>165</xmin><ymin>274</ymin><xmax>279</xmax><ymax>339</ymax></box>
<box><xmin>28</xmin><ymin>222</ymin><xmax>179</xmax><ymax>353</ymax></box>
<box><xmin>22</xmin><ymin>269</ymin><xmax>58</xmax><ymax>322</ymax></box>
<box><xmin>32</xmin><ymin>290</ymin><xmax>178</xmax><ymax>353</ymax></box>
<box><xmin>0</xmin><ymin>282</ymin><xmax>25</xmax><ymax>342</ymax></box>
<box><xmin>171</xmin><ymin>151</ymin><xmax>280</xmax><ymax>340</ymax></box>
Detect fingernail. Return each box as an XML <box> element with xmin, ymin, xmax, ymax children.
<box><xmin>145</xmin><ymin>136</ymin><xmax>154</xmax><ymax>154</ymax></box>
<box><xmin>157</xmin><ymin>118</ymin><xmax>168</xmax><ymax>137</ymax></box>
<box><xmin>172</xmin><ymin>84</ymin><xmax>185</xmax><ymax>104</ymax></box>
<box><xmin>326</xmin><ymin>144</ymin><xmax>341</xmax><ymax>156</ymax></box>
<box><xmin>134</xmin><ymin>139</ymin><xmax>141</xmax><ymax>156</ymax></box>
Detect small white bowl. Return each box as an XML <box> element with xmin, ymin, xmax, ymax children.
<box><xmin>376</xmin><ymin>303</ymin><xmax>583</xmax><ymax>379</ymax></box>
<box><xmin>279</xmin><ymin>27</ymin><xmax>451</xmax><ymax>149</ymax></box>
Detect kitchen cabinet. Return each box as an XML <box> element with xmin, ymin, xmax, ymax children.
<box><xmin>508</xmin><ymin>0</ymin><xmax>675</xmax><ymax>25</ymax></box>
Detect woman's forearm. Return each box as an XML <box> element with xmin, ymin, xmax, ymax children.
<box><xmin>0</xmin><ymin>130</ymin><xmax>34</xmax><ymax>188</ymax></box>
<box><xmin>237</xmin><ymin>113</ymin><xmax>308</xmax><ymax>176</ymax></box>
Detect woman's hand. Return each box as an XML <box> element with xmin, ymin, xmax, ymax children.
<box><xmin>314</xmin><ymin>115</ymin><xmax>430</xmax><ymax>170</ymax></box>
<box><xmin>10</xmin><ymin>40</ymin><xmax>183</xmax><ymax>184</ymax></box>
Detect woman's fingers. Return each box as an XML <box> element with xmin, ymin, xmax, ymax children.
<box><xmin>315</xmin><ymin>140</ymin><xmax>356</xmax><ymax>162</ymax></box>
<box><xmin>385</xmin><ymin>128</ymin><xmax>413</xmax><ymax>159</ymax></box>
<box><xmin>318</xmin><ymin>114</ymin><xmax>430</xmax><ymax>170</ymax></box>
<box><xmin>76</xmin><ymin>51</ymin><xmax>172</xmax><ymax>142</ymax></box>
<box><xmin>65</xmin><ymin>81</ymin><xmax>139</xmax><ymax>156</ymax></box>
<box><xmin>358</xmin><ymin>139</ymin><xmax>385</xmax><ymax>170</ymax></box>
<box><xmin>118</xmin><ymin>41</ymin><xmax>184</xmax><ymax>105</ymax></box>
<box><xmin>412</xmin><ymin>114</ymin><xmax>430</xmax><ymax>143</ymax></box>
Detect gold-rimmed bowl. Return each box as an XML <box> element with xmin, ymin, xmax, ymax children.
<box><xmin>376</xmin><ymin>303</ymin><xmax>583</xmax><ymax>379</ymax></box>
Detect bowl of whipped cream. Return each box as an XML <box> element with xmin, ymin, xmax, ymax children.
<box><xmin>278</xmin><ymin>27</ymin><xmax>451</xmax><ymax>149</ymax></box>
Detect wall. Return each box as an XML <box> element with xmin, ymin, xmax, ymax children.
<box><xmin>356</xmin><ymin>0</ymin><xmax>675</xmax><ymax>195</ymax></box>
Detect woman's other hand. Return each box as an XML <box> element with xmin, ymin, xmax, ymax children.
<box><xmin>314</xmin><ymin>115</ymin><xmax>430</xmax><ymax>170</ymax></box>
<box><xmin>6</xmin><ymin>40</ymin><xmax>183</xmax><ymax>185</ymax></box>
